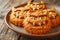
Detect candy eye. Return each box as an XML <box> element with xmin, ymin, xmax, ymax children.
<box><xmin>52</xmin><ymin>15</ymin><xmax>56</xmax><ymax>19</ymax></box>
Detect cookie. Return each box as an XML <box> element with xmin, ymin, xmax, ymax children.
<box><xmin>47</xmin><ymin>8</ymin><xmax>60</xmax><ymax>27</ymax></box>
<box><xmin>23</xmin><ymin>16</ymin><xmax>51</xmax><ymax>35</ymax></box>
<box><xmin>10</xmin><ymin>7</ymin><xmax>27</xmax><ymax>27</ymax></box>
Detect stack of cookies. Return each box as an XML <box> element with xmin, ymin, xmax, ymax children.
<box><xmin>10</xmin><ymin>1</ymin><xmax>60</xmax><ymax>35</ymax></box>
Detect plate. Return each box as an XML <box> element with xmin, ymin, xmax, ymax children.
<box><xmin>5</xmin><ymin>3</ymin><xmax>60</xmax><ymax>38</ymax></box>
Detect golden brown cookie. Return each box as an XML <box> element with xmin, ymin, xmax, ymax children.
<box><xmin>25</xmin><ymin>1</ymin><xmax>46</xmax><ymax>11</ymax></box>
<box><xmin>51</xmin><ymin>15</ymin><xmax>60</xmax><ymax>27</ymax></box>
<box><xmin>23</xmin><ymin>16</ymin><xmax>51</xmax><ymax>35</ymax></box>
<box><xmin>10</xmin><ymin>7</ymin><xmax>27</xmax><ymax>27</ymax></box>
<box><xmin>47</xmin><ymin>8</ymin><xmax>60</xmax><ymax>27</ymax></box>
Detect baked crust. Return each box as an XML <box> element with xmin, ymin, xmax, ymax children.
<box><xmin>23</xmin><ymin>16</ymin><xmax>51</xmax><ymax>35</ymax></box>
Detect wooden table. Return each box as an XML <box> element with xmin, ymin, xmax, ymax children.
<box><xmin>0</xmin><ymin>18</ymin><xmax>60</xmax><ymax>40</ymax></box>
<box><xmin>0</xmin><ymin>0</ymin><xmax>60</xmax><ymax>40</ymax></box>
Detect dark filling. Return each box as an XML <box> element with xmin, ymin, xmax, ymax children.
<box><xmin>24</xmin><ymin>9</ymin><xmax>29</xmax><ymax>11</ymax></box>
<box><xmin>28</xmin><ymin>20</ymin><xmax>48</xmax><ymax>27</ymax></box>
<box><xmin>14</xmin><ymin>10</ymin><xmax>21</xmax><ymax>12</ymax></box>
<box><xmin>28</xmin><ymin>21</ymin><xmax>40</xmax><ymax>26</ymax></box>
<box><xmin>14</xmin><ymin>14</ymin><xmax>24</xmax><ymax>19</ymax></box>
<box><xmin>48</xmin><ymin>10</ymin><xmax>55</xmax><ymax>12</ymax></box>
<box><xmin>14</xmin><ymin>14</ymin><xmax>16</xmax><ymax>16</ymax></box>
<box><xmin>30</xmin><ymin>15</ymin><xmax>39</xmax><ymax>17</ymax></box>
<box><xmin>19</xmin><ymin>17</ymin><xmax>24</xmax><ymax>19</ymax></box>
<box><xmin>29</xmin><ymin>15</ymin><xmax>47</xmax><ymax>18</ymax></box>
<box><xmin>14</xmin><ymin>10</ymin><xmax>21</xmax><ymax>15</ymax></box>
